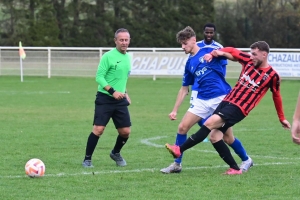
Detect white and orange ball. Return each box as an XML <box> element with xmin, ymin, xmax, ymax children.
<box><xmin>25</xmin><ymin>158</ymin><xmax>45</xmax><ymax>178</ymax></box>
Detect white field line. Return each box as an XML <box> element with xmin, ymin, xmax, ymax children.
<box><xmin>141</xmin><ymin>136</ymin><xmax>300</xmax><ymax>160</ymax></box>
<box><xmin>0</xmin><ymin>162</ymin><xmax>296</xmax><ymax>179</ymax></box>
<box><xmin>0</xmin><ymin>90</ymin><xmax>70</xmax><ymax>94</ymax></box>
<box><xmin>2</xmin><ymin>136</ymin><xmax>295</xmax><ymax>179</ymax></box>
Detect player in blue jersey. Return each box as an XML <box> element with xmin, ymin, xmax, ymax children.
<box><xmin>160</xmin><ymin>25</ymin><xmax>253</xmax><ymax>174</ymax></box>
<box><xmin>192</xmin><ymin>23</ymin><xmax>226</xmax><ymax>113</ymax></box>
<box><xmin>195</xmin><ymin>24</ymin><xmax>251</xmax><ymax>164</ymax></box>
<box><xmin>195</xmin><ymin>24</ymin><xmax>250</xmax><ymax>163</ymax></box>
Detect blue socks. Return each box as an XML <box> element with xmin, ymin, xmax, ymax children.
<box><xmin>229</xmin><ymin>138</ymin><xmax>249</xmax><ymax>161</ymax></box>
<box><xmin>174</xmin><ymin>133</ymin><xmax>187</xmax><ymax>164</ymax></box>
<box><xmin>197</xmin><ymin>118</ymin><xmax>206</xmax><ymax>126</ymax></box>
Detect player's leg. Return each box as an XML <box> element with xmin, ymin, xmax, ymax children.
<box><xmin>222</xmin><ymin>128</ymin><xmax>253</xmax><ymax>172</ymax></box>
<box><xmin>161</xmin><ymin>90</ymin><xmax>199</xmax><ymax>173</ymax></box>
<box><xmin>209</xmin><ymin>101</ymin><xmax>246</xmax><ymax>174</ymax></box>
<box><xmin>209</xmin><ymin>129</ymin><xmax>242</xmax><ymax>174</ymax></box>
<box><xmin>83</xmin><ymin>101</ymin><xmax>112</xmax><ymax>168</ymax></box>
<box><xmin>160</xmin><ymin>111</ymin><xmax>200</xmax><ymax>173</ymax></box>
<box><xmin>198</xmin><ymin>116</ymin><xmax>210</xmax><ymax>142</ymax></box>
<box><xmin>175</xmin><ymin>112</ymin><xmax>201</xmax><ymax>162</ymax></box>
<box><xmin>110</xmin><ymin>104</ymin><xmax>131</xmax><ymax>167</ymax></box>
<box><xmin>166</xmin><ymin>114</ymin><xmax>225</xmax><ymax>157</ymax></box>
<box><xmin>165</xmin><ymin>98</ymin><xmax>220</xmax><ymax>160</ymax></box>
<box><xmin>170</xmin><ymin>96</ymin><xmax>224</xmax><ymax>151</ymax></box>
<box><xmin>205</xmin><ymin>95</ymin><xmax>252</xmax><ymax>170</ymax></box>
<box><xmin>166</xmin><ymin>101</ymin><xmax>244</xmax><ymax>174</ymax></box>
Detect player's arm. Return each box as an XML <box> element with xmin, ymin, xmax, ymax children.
<box><xmin>169</xmin><ymin>86</ymin><xmax>189</xmax><ymax>120</ymax></box>
<box><xmin>205</xmin><ymin>47</ymin><xmax>252</xmax><ymax>63</ymax></box>
<box><xmin>168</xmin><ymin>61</ymin><xmax>193</xmax><ymax>120</ymax></box>
<box><xmin>204</xmin><ymin>49</ymin><xmax>236</xmax><ymax>62</ymax></box>
<box><xmin>270</xmin><ymin>75</ymin><xmax>291</xmax><ymax>130</ymax></box>
<box><xmin>96</xmin><ymin>54</ymin><xmax>109</xmax><ymax>87</ymax></box>
<box><xmin>219</xmin><ymin>47</ymin><xmax>253</xmax><ymax>62</ymax></box>
<box><xmin>212</xmin><ymin>50</ymin><xmax>237</xmax><ymax>61</ymax></box>
<box><xmin>291</xmin><ymin>92</ymin><xmax>300</xmax><ymax>144</ymax></box>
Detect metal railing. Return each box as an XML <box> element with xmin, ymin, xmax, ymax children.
<box><xmin>0</xmin><ymin>47</ymin><xmax>299</xmax><ymax>79</ymax></box>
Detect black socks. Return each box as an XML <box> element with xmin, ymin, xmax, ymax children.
<box><xmin>84</xmin><ymin>132</ymin><xmax>99</xmax><ymax>160</ymax></box>
<box><xmin>179</xmin><ymin>125</ymin><xmax>240</xmax><ymax>170</ymax></box>
<box><xmin>212</xmin><ymin>140</ymin><xmax>240</xmax><ymax>170</ymax></box>
<box><xmin>180</xmin><ymin>125</ymin><xmax>211</xmax><ymax>153</ymax></box>
<box><xmin>84</xmin><ymin>133</ymin><xmax>129</xmax><ymax>161</ymax></box>
<box><xmin>112</xmin><ymin>135</ymin><xmax>128</xmax><ymax>154</ymax></box>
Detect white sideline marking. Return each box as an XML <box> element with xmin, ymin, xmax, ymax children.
<box><xmin>0</xmin><ymin>90</ymin><xmax>70</xmax><ymax>95</ymax></box>
<box><xmin>234</xmin><ymin>127</ymin><xmax>275</xmax><ymax>131</ymax></box>
<box><xmin>249</xmin><ymin>155</ymin><xmax>300</xmax><ymax>160</ymax></box>
<box><xmin>141</xmin><ymin>136</ymin><xmax>167</xmax><ymax>147</ymax></box>
<box><xmin>141</xmin><ymin>136</ymin><xmax>300</xmax><ymax>160</ymax></box>
<box><xmin>0</xmin><ymin>162</ymin><xmax>295</xmax><ymax>179</ymax></box>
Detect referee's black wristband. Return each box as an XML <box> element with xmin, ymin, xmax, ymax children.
<box><xmin>108</xmin><ymin>87</ymin><xmax>116</xmax><ymax>95</ymax></box>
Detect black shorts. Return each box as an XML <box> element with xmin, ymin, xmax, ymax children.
<box><xmin>93</xmin><ymin>92</ymin><xmax>131</xmax><ymax>128</ymax></box>
<box><xmin>213</xmin><ymin>101</ymin><xmax>246</xmax><ymax>128</ymax></box>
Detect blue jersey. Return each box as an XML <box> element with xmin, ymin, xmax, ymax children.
<box><xmin>182</xmin><ymin>48</ymin><xmax>231</xmax><ymax>100</ymax></box>
<box><xmin>197</xmin><ymin>40</ymin><xmax>228</xmax><ymax>70</ymax></box>
<box><xmin>191</xmin><ymin>40</ymin><xmax>228</xmax><ymax>91</ymax></box>
<box><xmin>197</xmin><ymin>40</ymin><xmax>227</xmax><ymax>71</ymax></box>
<box><xmin>197</xmin><ymin>40</ymin><xmax>224</xmax><ymax>49</ymax></box>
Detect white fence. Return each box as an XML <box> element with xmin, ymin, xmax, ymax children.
<box><xmin>0</xmin><ymin>47</ymin><xmax>299</xmax><ymax>79</ymax></box>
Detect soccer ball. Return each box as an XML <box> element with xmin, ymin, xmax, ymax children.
<box><xmin>25</xmin><ymin>158</ymin><xmax>46</xmax><ymax>178</ymax></box>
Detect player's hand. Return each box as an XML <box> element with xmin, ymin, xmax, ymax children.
<box><xmin>291</xmin><ymin>120</ymin><xmax>300</xmax><ymax>145</ymax></box>
<box><xmin>203</xmin><ymin>53</ymin><xmax>213</xmax><ymax>62</ymax></box>
<box><xmin>280</xmin><ymin>119</ymin><xmax>291</xmax><ymax>130</ymax></box>
<box><xmin>211</xmin><ymin>50</ymin><xmax>224</xmax><ymax>57</ymax></box>
<box><xmin>169</xmin><ymin>111</ymin><xmax>177</xmax><ymax>120</ymax></box>
<box><xmin>112</xmin><ymin>91</ymin><xmax>125</xmax><ymax>100</ymax></box>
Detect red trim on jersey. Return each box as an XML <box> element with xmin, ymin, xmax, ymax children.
<box><xmin>218</xmin><ymin>47</ymin><xmax>286</xmax><ymax>121</ymax></box>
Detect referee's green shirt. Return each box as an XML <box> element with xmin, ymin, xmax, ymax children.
<box><xmin>96</xmin><ymin>48</ymin><xmax>131</xmax><ymax>95</ymax></box>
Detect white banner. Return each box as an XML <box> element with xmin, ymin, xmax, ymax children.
<box><xmin>131</xmin><ymin>52</ymin><xmax>187</xmax><ymax>75</ymax></box>
<box><xmin>268</xmin><ymin>53</ymin><xmax>300</xmax><ymax>77</ymax></box>
<box><xmin>130</xmin><ymin>52</ymin><xmax>300</xmax><ymax>77</ymax></box>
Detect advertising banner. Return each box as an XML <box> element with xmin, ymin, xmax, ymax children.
<box><xmin>130</xmin><ymin>52</ymin><xmax>300</xmax><ymax>78</ymax></box>
<box><xmin>131</xmin><ymin>52</ymin><xmax>187</xmax><ymax>75</ymax></box>
<box><xmin>268</xmin><ymin>53</ymin><xmax>300</xmax><ymax>77</ymax></box>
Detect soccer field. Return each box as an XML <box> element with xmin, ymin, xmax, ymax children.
<box><xmin>0</xmin><ymin>76</ymin><xmax>300</xmax><ymax>200</ymax></box>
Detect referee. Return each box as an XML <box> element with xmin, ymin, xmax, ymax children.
<box><xmin>82</xmin><ymin>28</ymin><xmax>132</xmax><ymax>167</ymax></box>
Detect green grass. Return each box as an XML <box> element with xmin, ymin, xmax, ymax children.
<box><xmin>0</xmin><ymin>76</ymin><xmax>300</xmax><ymax>200</ymax></box>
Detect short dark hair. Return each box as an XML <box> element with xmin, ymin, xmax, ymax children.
<box><xmin>250</xmin><ymin>41</ymin><xmax>270</xmax><ymax>53</ymax></box>
<box><xmin>176</xmin><ymin>26</ymin><xmax>196</xmax><ymax>43</ymax></box>
<box><xmin>114</xmin><ymin>28</ymin><xmax>130</xmax><ymax>38</ymax></box>
<box><xmin>203</xmin><ymin>23</ymin><xmax>216</xmax><ymax>31</ymax></box>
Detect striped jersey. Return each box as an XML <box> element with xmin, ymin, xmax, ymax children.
<box><xmin>221</xmin><ymin>47</ymin><xmax>285</xmax><ymax>121</ymax></box>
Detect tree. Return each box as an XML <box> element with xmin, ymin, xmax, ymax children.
<box><xmin>215</xmin><ymin>0</ymin><xmax>300</xmax><ymax>48</ymax></box>
<box><xmin>0</xmin><ymin>0</ymin><xmax>298</xmax><ymax>47</ymax></box>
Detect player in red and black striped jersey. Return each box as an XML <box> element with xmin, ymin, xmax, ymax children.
<box><xmin>165</xmin><ymin>41</ymin><xmax>291</xmax><ymax>175</ymax></box>
<box><xmin>218</xmin><ymin>48</ymin><xmax>284</xmax><ymax>119</ymax></box>
<box><xmin>208</xmin><ymin>41</ymin><xmax>290</xmax><ymax>127</ymax></box>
